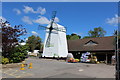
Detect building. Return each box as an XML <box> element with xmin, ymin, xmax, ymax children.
<box><xmin>67</xmin><ymin>36</ymin><xmax>115</xmax><ymax>64</ymax></box>
<box><xmin>42</xmin><ymin>23</ymin><xmax>68</xmax><ymax>58</ymax></box>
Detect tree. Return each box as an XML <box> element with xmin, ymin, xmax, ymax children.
<box><xmin>66</xmin><ymin>33</ymin><xmax>81</xmax><ymax>40</ymax></box>
<box><xmin>88</xmin><ymin>27</ymin><xmax>106</xmax><ymax>38</ymax></box>
<box><xmin>1</xmin><ymin>20</ymin><xmax>27</xmax><ymax>58</ymax></box>
<box><xmin>83</xmin><ymin>27</ymin><xmax>106</xmax><ymax>39</ymax></box>
<box><xmin>26</xmin><ymin>35</ymin><xmax>42</xmax><ymax>52</ymax></box>
<box><xmin>82</xmin><ymin>36</ymin><xmax>91</xmax><ymax>39</ymax></box>
<box><xmin>66</xmin><ymin>35</ymin><xmax>71</xmax><ymax>40</ymax></box>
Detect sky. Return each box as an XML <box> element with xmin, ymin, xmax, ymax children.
<box><xmin>1</xmin><ymin>2</ymin><xmax>119</xmax><ymax>42</ymax></box>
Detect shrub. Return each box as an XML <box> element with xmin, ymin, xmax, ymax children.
<box><xmin>9</xmin><ymin>45</ymin><xmax>29</xmax><ymax>63</ymax></box>
<box><xmin>0</xmin><ymin>56</ymin><xmax>2</xmax><ymax>64</ymax></box>
<box><xmin>9</xmin><ymin>52</ymin><xmax>26</xmax><ymax>63</ymax></box>
<box><xmin>2</xmin><ymin>57</ymin><xmax>9</xmax><ymax>64</ymax></box>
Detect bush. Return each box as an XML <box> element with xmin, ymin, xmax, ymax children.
<box><xmin>2</xmin><ymin>57</ymin><xmax>9</xmax><ymax>64</ymax></box>
<box><xmin>9</xmin><ymin>52</ymin><xmax>26</xmax><ymax>63</ymax></box>
<box><xmin>9</xmin><ymin>45</ymin><xmax>29</xmax><ymax>63</ymax></box>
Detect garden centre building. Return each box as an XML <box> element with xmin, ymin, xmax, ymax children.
<box><xmin>67</xmin><ymin>36</ymin><xmax>115</xmax><ymax>64</ymax></box>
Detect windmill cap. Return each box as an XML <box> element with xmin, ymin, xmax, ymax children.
<box><xmin>47</xmin><ymin>23</ymin><xmax>66</xmax><ymax>31</ymax></box>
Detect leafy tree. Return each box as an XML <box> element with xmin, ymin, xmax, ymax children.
<box><xmin>88</xmin><ymin>27</ymin><xmax>106</xmax><ymax>38</ymax></box>
<box><xmin>26</xmin><ymin>35</ymin><xmax>42</xmax><ymax>52</ymax></box>
<box><xmin>83</xmin><ymin>27</ymin><xmax>106</xmax><ymax>39</ymax></box>
<box><xmin>66</xmin><ymin>35</ymin><xmax>71</xmax><ymax>40</ymax></box>
<box><xmin>82</xmin><ymin>36</ymin><xmax>91</xmax><ymax>39</ymax></box>
<box><xmin>66</xmin><ymin>33</ymin><xmax>81</xmax><ymax>40</ymax></box>
<box><xmin>1</xmin><ymin>20</ymin><xmax>27</xmax><ymax>58</ymax></box>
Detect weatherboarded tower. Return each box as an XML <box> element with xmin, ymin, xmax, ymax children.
<box><xmin>42</xmin><ymin>23</ymin><xmax>68</xmax><ymax>58</ymax></box>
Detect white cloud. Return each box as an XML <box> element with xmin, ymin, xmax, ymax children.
<box><xmin>33</xmin><ymin>16</ymin><xmax>60</xmax><ymax>24</ymax></box>
<box><xmin>54</xmin><ymin>17</ymin><xmax>59</xmax><ymax>22</ymax></box>
<box><xmin>22</xmin><ymin>15</ymin><xmax>59</xmax><ymax>25</ymax></box>
<box><xmin>13</xmin><ymin>8</ymin><xmax>21</xmax><ymax>15</ymax></box>
<box><xmin>22</xmin><ymin>16</ymin><xmax>33</xmax><ymax>24</ymax></box>
<box><xmin>25</xmin><ymin>38</ymin><xmax>28</xmax><ymax>41</ymax></box>
<box><xmin>23</xmin><ymin>6</ymin><xmax>46</xmax><ymax>15</ymax></box>
<box><xmin>36</xmin><ymin>7</ymin><xmax>46</xmax><ymax>15</ymax></box>
<box><xmin>31</xmin><ymin>31</ymin><xmax>38</xmax><ymax>35</ymax></box>
<box><xmin>72</xmin><ymin>32</ymin><xmax>83</xmax><ymax>36</ymax></box>
<box><xmin>49</xmin><ymin>17</ymin><xmax>60</xmax><ymax>23</ymax></box>
<box><xmin>106</xmin><ymin>14</ymin><xmax>120</xmax><ymax>26</ymax></box>
<box><xmin>33</xmin><ymin>16</ymin><xmax>50</xmax><ymax>24</ymax></box>
<box><xmin>23</xmin><ymin>6</ymin><xmax>34</xmax><ymax>13</ymax></box>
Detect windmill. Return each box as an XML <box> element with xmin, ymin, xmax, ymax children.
<box><xmin>39</xmin><ymin>11</ymin><xmax>68</xmax><ymax>58</ymax></box>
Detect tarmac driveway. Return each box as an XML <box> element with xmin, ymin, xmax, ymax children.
<box><xmin>2</xmin><ymin>57</ymin><xmax>115</xmax><ymax>78</ymax></box>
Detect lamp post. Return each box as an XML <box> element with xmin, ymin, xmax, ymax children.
<box><xmin>115</xmin><ymin>30</ymin><xmax>120</xmax><ymax>80</ymax></box>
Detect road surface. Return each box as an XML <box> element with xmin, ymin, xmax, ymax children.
<box><xmin>2</xmin><ymin>57</ymin><xmax>115</xmax><ymax>78</ymax></box>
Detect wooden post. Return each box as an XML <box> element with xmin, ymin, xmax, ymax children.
<box><xmin>106</xmin><ymin>53</ymin><xmax>108</xmax><ymax>64</ymax></box>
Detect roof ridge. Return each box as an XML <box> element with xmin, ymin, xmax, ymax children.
<box><xmin>68</xmin><ymin>36</ymin><xmax>115</xmax><ymax>41</ymax></box>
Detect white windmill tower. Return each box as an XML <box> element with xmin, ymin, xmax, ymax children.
<box><xmin>39</xmin><ymin>11</ymin><xmax>68</xmax><ymax>58</ymax></box>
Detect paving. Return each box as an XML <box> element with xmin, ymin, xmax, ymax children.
<box><xmin>1</xmin><ymin>57</ymin><xmax>115</xmax><ymax>78</ymax></box>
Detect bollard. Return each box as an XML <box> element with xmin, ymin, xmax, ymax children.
<box><xmin>28</xmin><ymin>63</ymin><xmax>32</xmax><ymax>69</ymax></box>
<box><xmin>20</xmin><ymin>64</ymin><xmax>25</xmax><ymax>70</ymax></box>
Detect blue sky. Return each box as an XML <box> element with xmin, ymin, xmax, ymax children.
<box><xmin>2</xmin><ymin>2</ymin><xmax>118</xmax><ymax>42</ymax></box>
